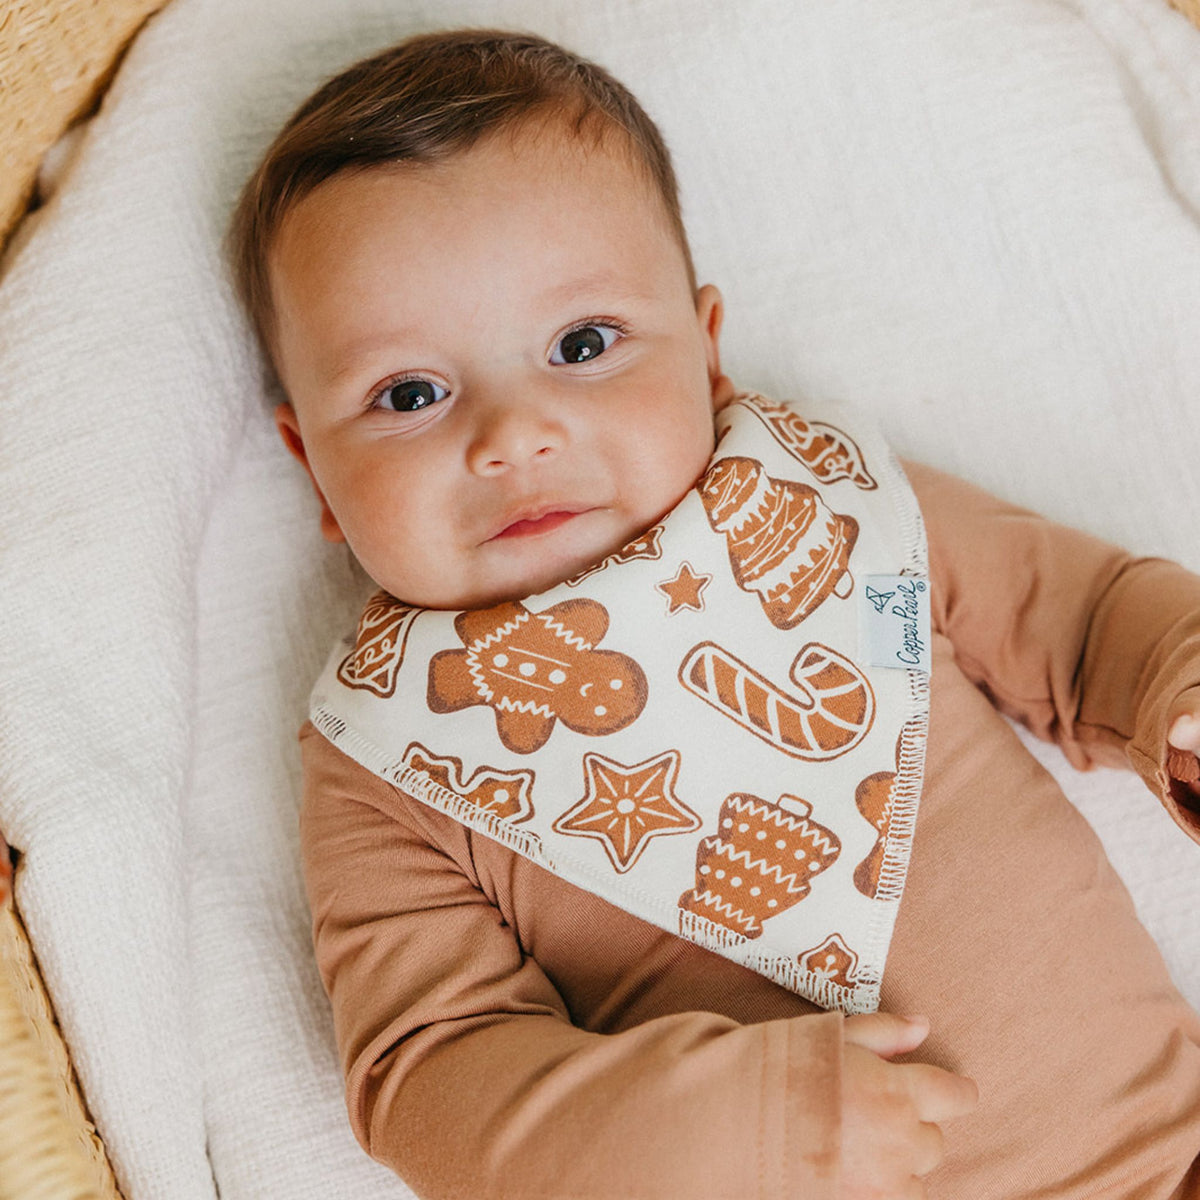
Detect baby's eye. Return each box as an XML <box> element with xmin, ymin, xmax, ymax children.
<box><xmin>374</xmin><ymin>378</ymin><xmax>448</xmax><ymax>412</ymax></box>
<box><xmin>550</xmin><ymin>324</ymin><xmax>622</xmax><ymax>365</ymax></box>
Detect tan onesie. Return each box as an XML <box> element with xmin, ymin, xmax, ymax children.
<box><xmin>300</xmin><ymin>460</ymin><xmax>1200</xmax><ymax>1199</ymax></box>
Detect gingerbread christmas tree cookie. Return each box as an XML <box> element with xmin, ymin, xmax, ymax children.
<box><xmin>699</xmin><ymin>456</ymin><xmax>858</xmax><ymax>629</ymax></box>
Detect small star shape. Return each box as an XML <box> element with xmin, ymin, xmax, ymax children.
<box><xmin>553</xmin><ymin>750</ymin><xmax>699</xmax><ymax>872</ymax></box>
<box><xmin>655</xmin><ymin>562</ymin><xmax>712</xmax><ymax>615</ymax></box>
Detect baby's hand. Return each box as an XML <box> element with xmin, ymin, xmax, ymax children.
<box><xmin>1167</xmin><ymin>686</ymin><xmax>1200</xmax><ymax>800</ymax></box>
<box><xmin>840</xmin><ymin>1012</ymin><xmax>978</xmax><ymax>1199</ymax></box>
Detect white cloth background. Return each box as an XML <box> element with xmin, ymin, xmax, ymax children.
<box><xmin>1</xmin><ymin>1</ymin><xmax>1198</xmax><ymax>1197</ymax></box>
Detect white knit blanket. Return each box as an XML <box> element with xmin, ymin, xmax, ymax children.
<box><xmin>1</xmin><ymin>1</ymin><xmax>1198</xmax><ymax>1197</ymax></box>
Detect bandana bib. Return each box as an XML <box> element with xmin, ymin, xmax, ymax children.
<box><xmin>310</xmin><ymin>393</ymin><xmax>930</xmax><ymax>1013</ymax></box>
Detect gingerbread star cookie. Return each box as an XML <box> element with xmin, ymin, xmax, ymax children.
<box><xmin>428</xmin><ymin>599</ymin><xmax>648</xmax><ymax>754</ymax></box>
<box><xmin>553</xmin><ymin>749</ymin><xmax>699</xmax><ymax>872</ymax></box>
<box><xmin>656</xmin><ymin>562</ymin><xmax>711</xmax><ymax>615</ymax></box>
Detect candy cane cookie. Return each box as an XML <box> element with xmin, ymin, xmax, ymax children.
<box><xmin>679</xmin><ymin>641</ymin><xmax>875</xmax><ymax>761</ymax></box>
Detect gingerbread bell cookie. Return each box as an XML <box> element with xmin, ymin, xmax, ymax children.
<box><xmin>311</xmin><ymin>391</ymin><xmax>929</xmax><ymax>1014</ymax></box>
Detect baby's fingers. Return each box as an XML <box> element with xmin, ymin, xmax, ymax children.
<box><xmin>904</xmin><ymin>1062</ymin><xmax>980</xmax><ymax>1124</ymax></box>
<box><xmin>844</xmin><ymin>1011</ymin><xmax>931</xmax><ymax>1058</ymax></box>
<box><xmin>912</xmin><ymin>1121</ymin><xmax>946</xmax><ymax>1178</ymax></box>
<box><xmin>1167</xmin><ymin>687</ymin><xmax>1200</xmax><ymax>753</ymax></box>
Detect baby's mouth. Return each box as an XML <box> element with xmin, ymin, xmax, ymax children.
<box><xmin>493</xmin><ymin>510</ymin><xmax>581</xmax><ymax>539</ymax></box>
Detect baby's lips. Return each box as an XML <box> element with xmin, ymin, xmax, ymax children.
<box><xmin>484</xmin><ymin>499</ymin><xmax>594</xmax><ymax>542</ymax></box>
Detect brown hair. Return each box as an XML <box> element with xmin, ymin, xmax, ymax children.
<box><xmin>227</xmin><ymin>28</ymin><xmax>695</xmax><ymax>360</ymax></box>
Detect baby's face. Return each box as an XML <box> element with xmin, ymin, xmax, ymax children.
<box><xmin>269</xmin><ymin>120</ymin><xmax>730</xmax><ymax>609</ymax></box>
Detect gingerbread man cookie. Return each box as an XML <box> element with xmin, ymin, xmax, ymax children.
<box><xmin>337</xmin><ymin>590</ymin><xmax>420</xmax><ymax>699</ymax></box>
<box><xmin>853</xmin><ymin>770</ymin><xmax>896</xmax><ymax>898</ymax></box>
<box><xmin>678</xmin><ymin>792</ymin><xmax>841</xmax><ymax>939</ymax></box>
<box><xmin>428</xmin><ymin>599</ymin><xmax>648</xmax><ymax>754</ymax></box>
<box><xmin>853</xmin><ymin>720</ymin><xmax>922</xmax><ymax>897</ymax></box>
<box><xmin>699</xmin><ymin>456</ymin><xmax>858</xmax><ymax>629</ymax></box>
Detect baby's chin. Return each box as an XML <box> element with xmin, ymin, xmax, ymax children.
<box><xmin>379</xmin><ymin>542</ymin><xmax>621</xmax><ymax>612</ymax></box>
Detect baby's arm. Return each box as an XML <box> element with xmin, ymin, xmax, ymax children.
<box><xmin>298</xmin><ymin>726</ymin><xmax>973</xmax><ymax>1199</ymax></box>
<box><xmin>905</xmin><ymin>460</ymin><xmax>1200</xmax><ymax>838</ymax></box>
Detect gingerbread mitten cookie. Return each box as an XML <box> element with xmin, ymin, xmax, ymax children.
<box><xmin>428</xmin><ymin>599</ymin><xmax>648</xmax><ymax>754</ymax></box>
<box><xmin>678</xmin><ymin>793</ymin><xmax>841</xmax><ymax>939</ymax></box>
<box><xmin>699</xmin><ymin>456</ymin><xmax>858</xmax><ymax>628</ymax></box>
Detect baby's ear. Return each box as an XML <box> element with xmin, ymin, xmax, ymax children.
<box><xmin>695</xmin><ymin>285</ymin><xmax>735</xmax><ymax>411</ymax></box>
<box><xmin>273</xmin><ymin>403</ymin><xmax>346</xmax><ymax>543</ymax></box>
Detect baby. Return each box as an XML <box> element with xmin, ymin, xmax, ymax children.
<box><xmin>229</xmin><ymin>28</ymin><xmax>1200</xmax><ymax>1200</ymax></box>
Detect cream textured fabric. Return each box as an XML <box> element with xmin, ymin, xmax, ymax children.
<box><xmin>0</xmin><ymin>1</ymin><xmax>1198</xmax><ymax>1197</ymax></box>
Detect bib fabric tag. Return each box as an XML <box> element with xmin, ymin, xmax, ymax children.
<box><xmin>861</xmin><ymin>575</ymin><xmax>931</xmax><ymax>674</ymax></box>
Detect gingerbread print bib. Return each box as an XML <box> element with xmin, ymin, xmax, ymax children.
<box><xmin>311</xmin><ymin>392</ymin><xmax>930</xmax><ymax>1014</ymax></box>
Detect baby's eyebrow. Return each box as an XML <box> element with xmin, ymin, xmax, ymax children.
<box><xmin>320</xmin><ymin>331</ymin><xmax>420</xmax><ymax>390</ymax></box>
<box><xmin>540</xmin><ymin>273</ymin><xmax>655</xmax><ymax>309</ymax></box>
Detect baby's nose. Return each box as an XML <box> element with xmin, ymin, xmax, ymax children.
<box><xmin>466</xmin><ymin>391</ymin><xmax>567</xmax><ymax>475</ymax></box>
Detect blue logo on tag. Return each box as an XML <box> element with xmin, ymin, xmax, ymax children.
<box><xmin>865</xmin><ymin>584</ymin><xmax>895</xmax><ymax>615</ymax></box>
<box><xmin>861</xmin><ymin>575</ymin><xmax>931</xmax><ymax>673</ymax></box>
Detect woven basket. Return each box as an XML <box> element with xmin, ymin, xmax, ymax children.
<box><xmin>0</xmin><ymin>846</ymin><xmax>122</xmax><ymax>1200</ymax></box>
<box><xmin>1</xmin><ymin>1</ymin><xmax>1198</xmax><ymax>1198</ymax></box>
<box><xmin>0</xmin><ymin>0</ymin><xmax>170</xmax><ymax>250</ymax></box>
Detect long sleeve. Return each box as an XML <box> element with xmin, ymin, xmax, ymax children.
<box><xmin>298</xmin><ymin>723</ymin><xmax>843</xmax><ymax>1200</ymax></box>
<box><xmin>904</xmin><ymin>459</ymin><xmax>1200</xmax><ymax>839</ymax></box>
